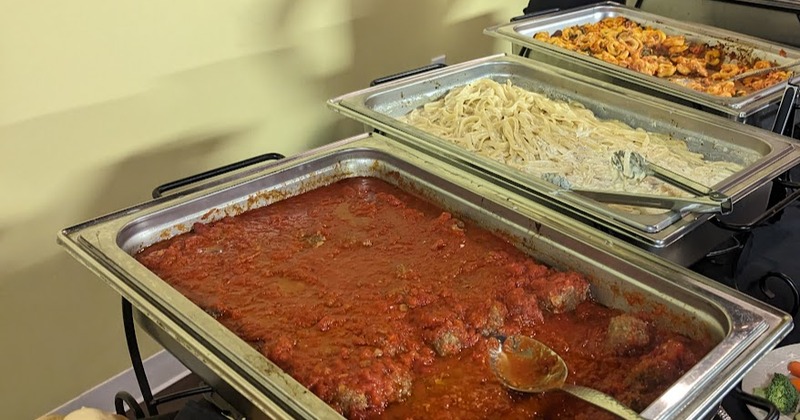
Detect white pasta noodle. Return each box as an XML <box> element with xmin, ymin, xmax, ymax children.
<box><xmin>400</xmin><ymin>79</ymin><xmax>743</xmax><ymax>202</ymax></box>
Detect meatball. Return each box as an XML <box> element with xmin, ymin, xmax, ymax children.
<box><xmin>482</xmin><ymin>300</ymin><xmax>508</xmax><ymax>336</ymax></box>
<box><xmin>531</xmin><ymin>272</ymin><xmax>590</xmax><ymax>313</ymax></box>
<box><xmin>268</xmin><ymin>335</ymin><xmax>295</xmax><ymax>365</ymax></box>
<box><xmin>327</xmin><ymin>360</ymin><xmax>413</xmax><ymax>418</ymax></box>
<box><xmin>621</xmin><ymin>339</ymin><xmax>698</xmax><ymax>411</ymax></box>
<box><xmin>431</xmin><ymin>330</ymin><xmax>462</xmax><ymax>356</ymax></box>
<box><xmin>333</xmin><ymin>384</ymin><xmax>369</xmax><ymax>415</ymax></box>
<box><xmin>427</xmin><ymin>322</ymin><xmax>471</xmax><ymax>356</ymax></box>
<box><xmin>605</xmin><ymin>314</ymin><xmax>651</xmax><ymax>355</ymax></box>
<box><xmin>504</xmin><ymin>287</ymin><xmax>544</xmax><ymax>326</ymax></box>
<box><xmin>465</xmin><ymin>300</ymin><xmax>508</xmax><ymax>337</ymax></box>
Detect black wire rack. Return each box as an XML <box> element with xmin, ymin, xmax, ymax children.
<box><xmin>115</xmin><ymin>152</ymin><xmax>285</xmax><ymax>419</ymax></box>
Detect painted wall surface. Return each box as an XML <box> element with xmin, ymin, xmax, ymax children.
<box><xmin>0</xmin><ymin>1</ymin><xmax>523</xmax><ymax>418</ymax></box>
<box><xmin>1</xmin><ymin>0</ymin><xmax>797</xmax><ymax>418</ymax></box>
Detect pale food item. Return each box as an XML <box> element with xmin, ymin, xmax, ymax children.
<box><xmin>64</xmin><ymin>408</ymin><xmax>126</xmax><ymax>420</ymax></box>
<box><xmin>37</xmin><ymin>408</ymin><xmax>127</xmax><ymax>420</ymax></box>
<box><xmin>400</xmin><ymin>78</ymin><xmax>744</xmax><ymax>212</ymax></box>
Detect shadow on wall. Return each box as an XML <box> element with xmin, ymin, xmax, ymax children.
<box><xmin>66</xmin><ymin>0</ymin><xmax>515</xmax><ymax>230</ymax></box>
<box><xmin>94</xmin><ymin>129</ymin><xmax>254</xmax><ymax>205</ymax></box>
<box><xmin>0</xmin><ymin>97</ymin><xmax>264</xmax><ymax>416</ymax></box>
<box><xmin>3</xmin><ymin>2</ymin><xmax>521</xmax><ymax>418</ymax></box>
<box><xmin>0</xmin><ymin>127</ymin><xmax>252</xmax><ymax>417</ymax></box>
<box><xmin>258</xmin><ymin>0</ymin><xmax>515</xmax><ymax>146</ymax></box>
<box><xmin>107</xmin><ymin>0</ymin><xmax>518</xmax><ymax>170</ymax></box>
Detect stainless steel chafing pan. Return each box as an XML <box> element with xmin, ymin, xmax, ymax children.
<box><xmin>59</xmin><ymin>132</ymin><xmax>791</xmax><ymax>419</ymax></box>
<box><xmin>720</xmin><ymin>0</ymin><xmax>800</xmax><ymax>11</ymax></box>
<box><xmin>327</xmin><ymin>54</ymin><xmax>800</xmax><ymax>266</ymax></box>
<box><xmin>484</xmin><ymin>2</ymin><xmax>800</xmax><ymax>128</ymax></box>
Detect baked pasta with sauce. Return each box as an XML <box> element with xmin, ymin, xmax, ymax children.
<box><xmin>532</xmin><ymin>16</ymin><xmax>792</xmax><ymax>97</ymax></box>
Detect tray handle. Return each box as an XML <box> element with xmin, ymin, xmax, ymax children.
<box><xmin>369</xmin><ymin>62</ymin><xmax>447</xmax><ymax>87</ymax></box>
<box><xmin>511</xmin><ymin>7</ymin><xmax>561</xmax><ymax>58</ymax></box>
<box><xmin>710</xmin><ymin>178</ymin><xmax>800</xmax><ymax>232</ymax></box>
<box><xmin>513</xmin><ymin>8</ymin><xmax>562</xmax><ymax>21</ymax></box>
<box><xmin>151</xmin><ymin>152</ymin><xmax>285</xmax><ymax>199</ymax></box>
<box><xmin>518</xmin><ymin>1</ymin><xmax>628</xmax><ymax>19</ymax></box>
<box><xmin>771</xmin><ymin>82</ymin><xmax>799</xmax><ymax>138</ymax></box>
<box><xmin>758</xmin><ymin>271</ymin><xmax>800</xmax><ymax>317</ymax></box>
<box><xmin>513</xmin><ymin>1</ymin><xmax>628</xmax><ymax>57</ymax></box>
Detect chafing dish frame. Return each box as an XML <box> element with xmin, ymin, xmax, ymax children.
<box><xmin>484</xmin><ymin>2</ymin><xmax>800</xmax><ymax>127</ymax></box>
<box><xmin>327</xmin><ymin>54</ymin><xmax>800</xmax><ymax>266</ymax></box>
<box><xmin>58</xmin><ymin>132</ymin><xmax>791</xmax><ymax>419</ymax></box>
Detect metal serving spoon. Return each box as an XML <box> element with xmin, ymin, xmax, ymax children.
<box><xmin>730</xmin><ymin>58</ymin><xmax>800</xmax><ymax>83</ymax></box>
<box><xmin>540</xmin><ymin>150</ymin><xmax>732</xmax><ymax>214</ymax></box>
<box><xmin>607</xmin><ymin>150</ymin><xmax>731</xmax><ymax>213</ymax></box>
<box><xmin>489</xmin><ymin>335</ymin><xmax>644</xmax><ymax>420</ymax></box>
<box><xmin>609</xmin><ymin>149</ymin><xmax>718</xmax><ymax>198</ymax></box>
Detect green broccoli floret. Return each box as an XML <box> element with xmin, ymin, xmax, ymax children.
<box><xmin>758</xmin><ymin>372</ymin><xmax>799</xmax><ymax>415</ymax></box>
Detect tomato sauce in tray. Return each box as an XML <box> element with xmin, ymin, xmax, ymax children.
<box><xmin>135</xmin><ymin>177</ymin><xmax>715</xmax><ymax>419</ymax></box>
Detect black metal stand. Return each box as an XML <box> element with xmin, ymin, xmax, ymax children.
<box><xmin>115</xmin><ymin>152</ymin><xmax>285</xmax><ymax>418</ymax></box>
<box><xmin>120</xmin><ymin>299</ymin><xmax>158</xmax><ymax>416</ymax></box>
<box><xmin>696</xmin><ymin>175</ymin><xmax>800</xmax><ymax>420</ymax></box>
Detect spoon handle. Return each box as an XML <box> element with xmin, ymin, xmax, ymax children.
<box><xmin>562</xmin><ymin>384</ymin><xmax>644</xmax><ymax>420</ymax></box>
<box><xmin>731</xmin><ymin>58</ymin><xmax>800</xmax><ymax>82</ymax></box>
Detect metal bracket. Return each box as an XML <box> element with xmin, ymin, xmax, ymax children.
<box><xmin>772</xmin><ymin>82</ymin><xmax>799</xmax><ymax>138</ymax></box>
<box><xmin>759</xmin><ymin>271</ymin><xmax>800</xmax><ymax>317</ymax></box>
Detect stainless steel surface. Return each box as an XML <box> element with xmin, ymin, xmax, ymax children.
<box><xmin>773</xmin><ymin>82</ymin><xmax>800</xmax><ymax>135</ymax></box>
<box><xmin>489</xmin><ymin>335</ymin><xmax>643</xmax><ymax>419</ymax></box>
<box><xmin>584</xmin><ymin>150</ymin><xmax>733</xmax><ymax>214</ymax></box>
<box><xmin>484</xmin><ymin>2</ymin><xmax>800</xmax><ymax>124</ymax></box>
<box><xmin>543</xmin><ymin>166</ymin><xmax>732</xmax><ymax>214</ymax></box>
<box><xmin>611</xmin><ymin>150</ymin><xmax>715</xmax><ymax>197</ymax></box>
<box><xmin>569</xmin><ymin>189</ymin><xmax>730</xmax><ymax>214</ymax></box>
<box><xmin>712</xmin><ymin>0</ymin><xmax>800</xmax><ymax>11</ymax></box>
<box><xmin>327</xmin><ymin>54</ymin><xmax>800</xmax><ymax>265</ymax></box>
<box><xmin>58</xmin><ymin>132</ymin><xmax>792</xmax><ymax>419</ymax></box>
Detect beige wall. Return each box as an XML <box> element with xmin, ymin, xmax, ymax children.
<box><xmin>0</xmin><ymin>1</ymin><xmax>523</xmax><ymax>418</ymax></box>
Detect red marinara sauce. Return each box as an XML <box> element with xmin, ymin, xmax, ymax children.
<box><xmin>136</xmin><ymin>177</ymin><xmax>714</xmax><ymax>419</ymax></box>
